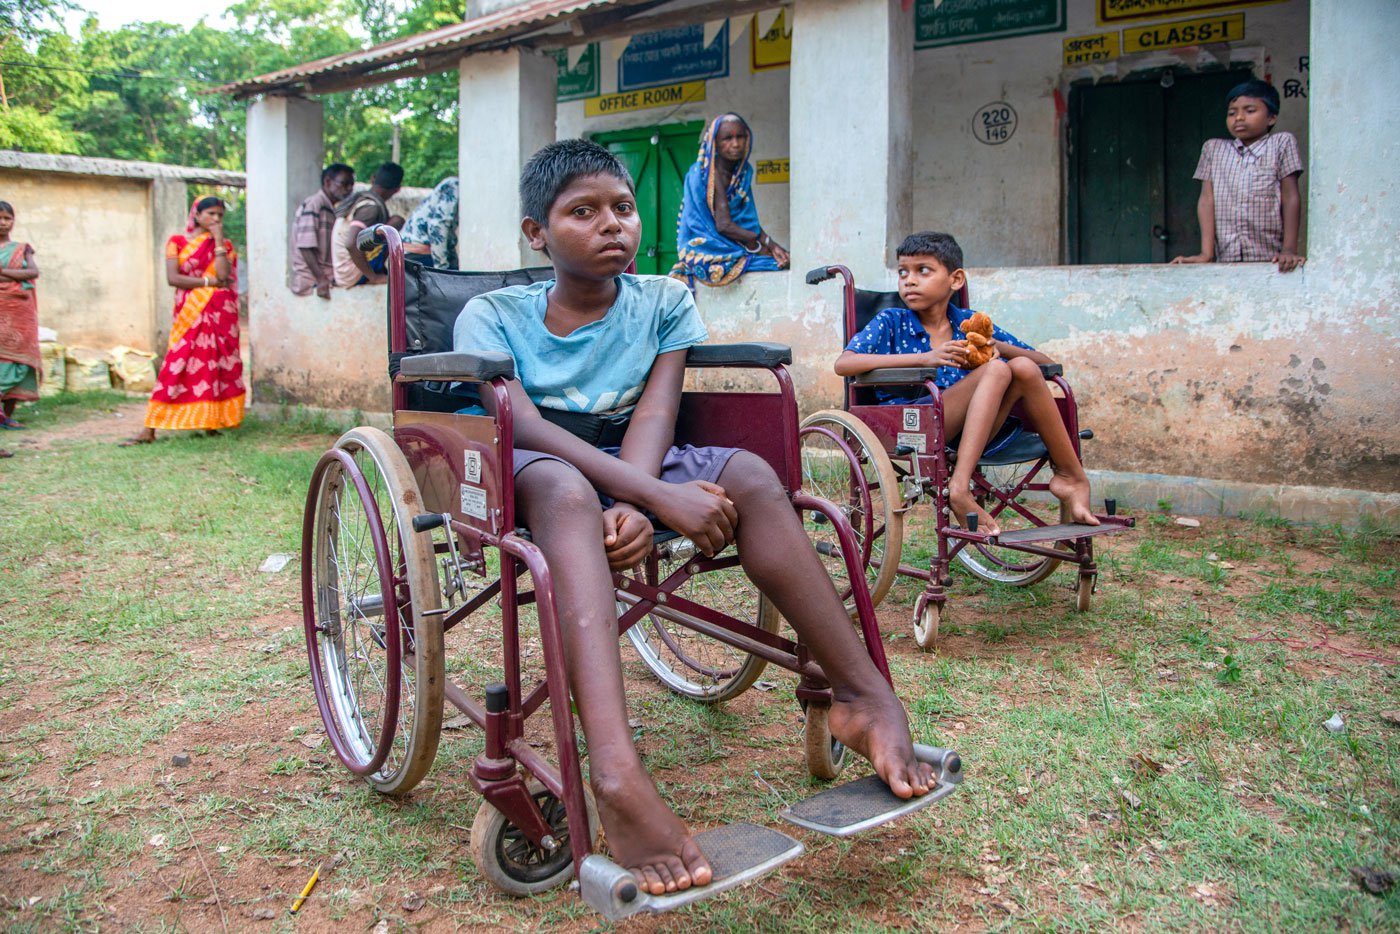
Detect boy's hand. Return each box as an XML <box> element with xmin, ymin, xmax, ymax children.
<box><xmin>602</xmin><ymin>503</ymin><xmax>653</xmax><ymax>570</ymax></box>
<box><xmin>649</xmin><ymin>480</ymin><xmax>737</xmax><ymax>557</ymax></box>
<box><xmin>1169</xmin><ymin>253</ymin><xmax>1212</xmax><ymax>264</ymax></box>
<box><xmin>1274</xmin><ymin>251</ymin><xmax>1305</xmax><ymax>273</ymax></box>
<box><xmin>922</xmin><ymin>340</ymin><xmax>969</xmax><ymax>369</ymax></box>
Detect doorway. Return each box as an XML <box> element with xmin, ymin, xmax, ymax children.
<box><xmin>1068</xmin><ymin>67</ymin><xmax>1253</xmax><ymax>264</ymax></box>
<box><xmin>593</xmin><ymin>121</ymin><xmax>704</xmax><ymax>275</ymax></box>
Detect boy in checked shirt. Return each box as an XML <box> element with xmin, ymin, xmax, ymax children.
<box><xmin>1172</xmin><ymin>79</ymin><xmax>1305</xmax><ymax>272</ymax></box>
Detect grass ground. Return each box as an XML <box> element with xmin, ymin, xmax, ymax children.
<box><xmin>0</xmin><ymin>394</ymin><xmax>1396</xmax><ymax>932</ymax></box>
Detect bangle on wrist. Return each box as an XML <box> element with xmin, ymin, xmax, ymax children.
<box><xmin>202</xmin><ymin>276</ymin><xmax>209</xmax><ymax>287</ymax></box>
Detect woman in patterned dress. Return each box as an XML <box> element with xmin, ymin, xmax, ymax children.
<box><xmin>120</xmin><ymin>196</ymin><xmax>244</xmax><ymax>445</ymax></box>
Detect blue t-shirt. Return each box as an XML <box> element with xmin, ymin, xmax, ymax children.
<box><xmin>453</xmin><ymin>274</ymin><xmax>708</xmax><ymax>416</ymax></box>
<box><xmin>844</xmin><ymin>303</ymin><xmax>1035</xmax><ymax>404</ymax></box>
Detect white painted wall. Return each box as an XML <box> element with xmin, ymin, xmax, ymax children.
<box><xmin>912</xmin><ymin>0</ymin><xmax>1311</xmax><ymax>267</ymax></box>
<box><xmin>555</xmin><ymin>16</ymin><xmax>793</xmax><ymax>251</ymax></box>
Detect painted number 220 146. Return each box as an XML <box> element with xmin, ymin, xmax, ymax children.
<box><xmin>973</xmin><ymin>101</ymin><xmax>1018</xmax><ymax>146</ymax></box>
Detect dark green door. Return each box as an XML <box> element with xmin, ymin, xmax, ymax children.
<box><xmin>1070</xmin><ymin>68</ymin><xmax>1252</xmax><ymax>263</ymax></box>
<box><xmin>594</xmin><ymin>122</ymin><xmax>703</xmax><ymax>275</ymax></box>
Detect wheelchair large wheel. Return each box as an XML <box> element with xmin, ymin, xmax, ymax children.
<box><xmin>303</xmin><ymin>427</ymin><xmax>445</xmax><ymax>796</ymax></box>
<box><xmin>955</xmin><ymin>461</ymin><xmax>1061</xmax><ymax>586</ymax></box>
<box><xmin>469</xmin><ymin>780</ymin><xmax>600</xmax><ymax>896</ymax></box>
<box><xmin>627</xmin><ymin>543</ymin><xmax>779</xmax><ymax>703</ymax></box>
<box><xmin>799</xmin><ymin>410</ymin><xmax>903</xmax><ymax>611</ymax></box>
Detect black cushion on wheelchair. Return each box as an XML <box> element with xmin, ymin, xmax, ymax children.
<box><xmin>851</xmin><ymin>367</ymin><xmax>939</xmax><ymax>386</ymax></box>
<box><xmin>395</xmin><ymin>261</ymin><xmax>553</xmax><ymax>411</ymax></box>
<box><xmin>398</xmin><ymin>351</ymin><xmax>515</xmax><ymax>382</ymax></box>
<box><xmin>687</xmin><ymin>342</ymin><xmax>792</xmax><ymax>367</ymax></box>
<box><xmin>975</xmin><ymin>429</ymin><xmax>1049</xmax><ymax>467</ymax></box>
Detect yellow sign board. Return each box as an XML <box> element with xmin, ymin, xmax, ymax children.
<box><xmin>1122</xmin><ymin>14</ymin><xmax>1244</xmax><ymax>53</ymax></box>
<box><xmin>1064</xmin><ymin>32</ymin><xmax>1120</xmax><ymax>65</ymax></box>
<box><xmin>751</xmin><ymin>10</ymin><xmax>792</xmax><ymax>71</ymax></box>
<box><xmin>583</xmin><ymin>81</ymin><xmax>706</xmax><ymax>118</ymax></box>
<box><xmin>1098</xmin><ymin>0</ymin><xmax>1279</xmax><ymax>26</ymax></box>
<box><xmin>755</xmin><ymin>159</ymin><xmax>789</xmax><ymax>184</ymax></box>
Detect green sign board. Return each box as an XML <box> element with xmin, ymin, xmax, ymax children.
<box><xmin>916</xmin><ymin>0</ymin><xmax>1066</xmax><ymax>49</ymax></box>
<box><xmin>555</xmin><ymin>44</ymin><xmax>600</xmax><ymax>102</ymax></box>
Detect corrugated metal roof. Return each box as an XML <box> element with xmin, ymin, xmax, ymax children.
<box><xmin>214</xmin><ymin>0</ymin><xmax>628</xmax><ymax>99</ymax></box>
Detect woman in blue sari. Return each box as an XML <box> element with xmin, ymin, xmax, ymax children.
<box><xmin>671</xmin><ymin>113</ymin><xmax>790</xmax><ymax>287</ymax></box>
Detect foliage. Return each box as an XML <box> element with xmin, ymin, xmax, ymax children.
<box><xmin>0</xmin><ymin>0</ymin><xmax>461</xmax><ymax>186</ymax></box>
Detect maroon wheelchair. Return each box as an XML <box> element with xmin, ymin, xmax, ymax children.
<box><xmin>799</xmin><ymin>265</ymin><xmax>1135</xmax><ymax>650</ymax></box>
<box><xmin>300</xmin><ymin>228</ymin><xmax>962</xmax><ymax>920</ymax></box>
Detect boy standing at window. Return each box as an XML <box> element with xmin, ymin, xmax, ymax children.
<box><xmin>1172</xmin><ymin>79</ymin><xmax>1305</xmax><ymax>272</ymax></box>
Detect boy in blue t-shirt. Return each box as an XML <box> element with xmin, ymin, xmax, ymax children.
<box><xmin>836</xmin><ymin>231</ymin><xmax>1099</xmax><ymax>535</ymax></box>
<box><xmin>454</xmin><ymin>140</ymin><xmax>934</xmax><ymax>898</ymax></box>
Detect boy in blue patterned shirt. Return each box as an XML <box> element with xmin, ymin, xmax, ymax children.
<box><xmin>455</xmin><ymin>140</ymin><xmax>935</xmax><ymax>898</ymax></box>
<box><xmin>836</xmin><ymin>231</ymin><xmax>1098</xmax><ymax>534</ymax></box>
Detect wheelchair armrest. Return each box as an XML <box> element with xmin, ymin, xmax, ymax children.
<box><xmin>851</xmin><ymin>367</ymin><xmax>940</xmax><ymax>386</ymax></box>
<box><xmin>1040</xmin><ymin>363</ymin><xmax>1063</xmax><ymax>379</ymax></box>
<box><xmin>686</xmin><ymin>342</ymin><xmax>793</xmax><ymax>368</ymax></box>
<box><xmin>397</xmin><ymin>351</ymin><xmax>515</xmax><ymax>382</ymax></box>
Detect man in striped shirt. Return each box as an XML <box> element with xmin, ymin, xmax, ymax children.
<box><xmin>1172</xmin><ymin>80</ymin><xmax>1304</xmax><ymax>273</ymax></box>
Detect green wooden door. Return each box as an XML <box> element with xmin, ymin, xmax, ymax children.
<box><xmin>594</xmin><ymin>122</ymin><xmax>702</xmax><ymax>275</ymax></box>
<box><xmin>1070</xmin><ymin>68</ymin><xmax>1253</xmax><ymax>264</ymax></box>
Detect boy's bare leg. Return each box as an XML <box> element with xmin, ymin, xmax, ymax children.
<box><xmin>996</xmin><ymin>358</ymin><xmax>1098</xmax><ymax>525</ymax></box>
<box><xmin>937</xmin><ymin>362</ymin><xmax>1014</xmax><ymax>535</ymax></box>
<box><xmin>718</xmin><ymin>452</ymin><xmax>935</xmax><ymax>798</ymax></box>
<box><xmin>516</xmin><ymin>462</ymin><xmax>712</xmax><ymax>895</ymax></box>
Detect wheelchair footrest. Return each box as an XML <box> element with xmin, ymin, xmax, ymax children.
<box><xmin>991</xmin><ymin>517</ymin><xmax>1133</xmax><ymax>546</ymax></box>
<box><xmin>780</xmin><ymin>743</ymin><xmax>963</xmax><ymax>837</ymax></box>
<box><xmin>578</xmin><ymin>823</ymin><xmax>804</xmax><ymax>921</ymax></box>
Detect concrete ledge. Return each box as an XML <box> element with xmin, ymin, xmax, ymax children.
<box><xmin>0</xmin><ymin>150</ymin><xmax>247</xmax><ymax>186</ymax></box>
<box><xmin>1088</xmin><ymin>469</ymin><xmax>1400</xmax><ymax>531</ymax></box>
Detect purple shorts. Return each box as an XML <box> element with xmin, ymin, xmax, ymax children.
<box><xmin>514</xmin><ymin>444</ymin><xmax>740</xmax><ymax>525</ymax></box>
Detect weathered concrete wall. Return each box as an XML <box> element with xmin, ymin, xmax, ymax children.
<box><xmin>913</xmin><ymin>0</ymin><xmax>1311</xmax><ymax>267</ymax></box>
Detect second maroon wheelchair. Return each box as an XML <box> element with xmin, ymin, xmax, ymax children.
<box><xmin>300</xmin><ymin>229</ymin><xmax>962</xmax><ymax>920</ymax></box>
<box><xmin>799</xmin><ymin>265</ymin><xmax>1135</xmax><ymax>650</ymax></box>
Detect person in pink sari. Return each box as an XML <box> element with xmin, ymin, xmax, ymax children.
<box><xmin>122</xmin><ymin>196</ymin><xmax>245</xmax><ymax>445</ymax></box>
<box><xmin>0</xmin><ymin>200</ymin><xmax>41</xmax><ymax>449</ymax></box>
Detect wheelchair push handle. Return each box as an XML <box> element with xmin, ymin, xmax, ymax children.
<box><xmin>804</xmin><ymin>264</ymin><xmax>853</xmax><ymax>287</ymax></box>
<box><xmin>356</xmin><ymin>222</ymin><xmax>401</xmax><ymax>254</ymax></box>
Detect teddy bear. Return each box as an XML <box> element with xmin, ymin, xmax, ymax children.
<box><xmin>958</xmin><ymin>311</ymin><xmax>998</xmax><ymax>367</ymax></box>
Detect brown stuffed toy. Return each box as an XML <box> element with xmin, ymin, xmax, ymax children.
<box><xmin>958</xmin><ymin>311</ymin><xmax>998</xmax><ymax>367</ymax></box>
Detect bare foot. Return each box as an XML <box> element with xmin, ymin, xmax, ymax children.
<box><xmin>591</xmin><ymin>768</ymin><xmax>713</xmax><ymax>896</ymax></box>
<box><xmin>1049</xmin><ymin>470</ymin><xmax>1099</xmax><ymax>526</ymax></box>
<box><xmin>119</xmin><ymin>429</ymin><xmax>156</xmax><ymax>447</ymax></box>
<box><xmin>828</xmin><ymin>691</ymin><xmax>935</xmax><ymax>799</ymax></box>
<box><xmin>948</xmin><ymin>488</ymin><xmax>1000</xmax><ymax>535</ymax></box>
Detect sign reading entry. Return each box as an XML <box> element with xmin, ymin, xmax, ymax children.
<box><xmin>584</xmin><ymin>82</ymin><xmax>706</xmax><ymax>118</ymax></box>
<box><xmin>916</xmin><ymin>0</ymin><xmax>1066</xmax><ymax>49</ymax></box>
<box><xmin>751</xmin><ymin>10</ymin><xmax>792</xmax><ymax>71</ymax></box>
<box><xmin>1064</xmin><ymin>32</ymin><xmax>1120</xmax><ymax>65</ymax></box>
<box><xmin>1098</xmin><ymin>0</ymin><xmax>1279</xmax><ymax>25</ymax></box>
<box><xmin>619</xmin><ymin>23</ymin><xmax>729</xmax><ymax>92</ymax></box>
<box><xmin>554</xmin><ymin>45</ymin><xmax>600</xmax><ymax>101</ymax></box>
<box><xmin>755</xmin><ymin>159</ymin><xmax>789</xmax><ymax>184</ymax></box>
<box><xmin>1122</xmin><ymin>14</ymin><xmax>1243</xmax><ymax>53</ymax></box>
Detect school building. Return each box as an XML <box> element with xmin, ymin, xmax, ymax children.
<box><xmin>223</xmin><ymin>0</ymin><xmax>1399</xmax><ymax>527</ymax></box>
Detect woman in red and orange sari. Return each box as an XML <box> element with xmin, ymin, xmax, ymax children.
<box><xmin>122</xmin><ymin>196</ymin><xmax>244</xmax><ymax>445</ymax></box>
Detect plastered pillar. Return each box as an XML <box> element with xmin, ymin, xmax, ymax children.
<box><xmin>1307</xmin><ymin>0</ymin><xmax>1400</xmax><ymax>302</ymax></box>
<box><xmin>458</xmin><ymin>48</ymin><xmax>557</xmax><ymax>269</ymax></box>
<box><xmin>149</xmin><ymin>177</ymin><xmax>188</xmax><ymax>356</ymax></box>
<box><xmin>789</xmin><ymin>0</ymin><xmax>913</xmax><ymax>284</ymax></box>
<box><xmin>246</xmin><ymin>96</ymin><xmax>324</xmax><ymax>399</ymax></box>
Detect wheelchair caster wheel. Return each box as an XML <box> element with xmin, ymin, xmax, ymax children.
<box><xmin>913</xmin><ymin>600</ymin><xmax>941</xmax><ymax>652</ymax></box>
<box><xmin>802</xmin><ymin>702</ymin><xmax>848</xmax><ymax>781</ymax></box>
<box><xmin>470</xmin><ymin>780</ymin><xmax>599</xmax><ymax>896</ymax></box>
<box><xmin>1076</xmin><ymin>574</ymin><xmax>1095</xmax><ymax>613</ymax></box>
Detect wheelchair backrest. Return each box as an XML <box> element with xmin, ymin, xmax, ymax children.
<box><xmin>847</xmin><ymin>283</ymin><xmax>970</xmax><ymax>406</ymax></box>
<box><xmin>395</xmin><ymin>261</ymin><xmax>553</xmax><ymax>412</ymax></box>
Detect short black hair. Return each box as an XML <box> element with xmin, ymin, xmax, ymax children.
<box><xmin>896</xmin><ymin>231</ymin><xmax>964</xmax><ymax>272</ymax></box>
<box><xmin>322</xmin><ymin>162</ymin><xmax>353</xmax><ymax>183</ymax></box>
<box><xmin>0</xmin><ymin>201</ymin><xmax>13</xmax><ymax>216</ymax></box>
<box><xmin>373</xmin><ymin>162</ymin><xmax>404</xmax><ymax>189</ymax></box>
<box><xmin>1227</xmin><ymin>79</ymin><xmax>1280</xmax><ymax>116</ymax></box>
<box><xmin>519</xmin><ymin>138</ymin><xmax>634</xmax><ymax>224</ymax></box>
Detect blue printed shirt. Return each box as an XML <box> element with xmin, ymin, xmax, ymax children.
<box><xmin>454</xmin><ymin>274</ymin><xmax>708</xmax><ymax>416</ymax></box>
<box><xmin>844</xmin><ymin>303</ymin><xmax>1036</xmax><ymax>404</ymax></box>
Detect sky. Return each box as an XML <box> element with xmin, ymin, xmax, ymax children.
<box><xmin>65</xmin><ymin>0</ymin><xmax>237</xmax><ymax>32</ymax></box>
